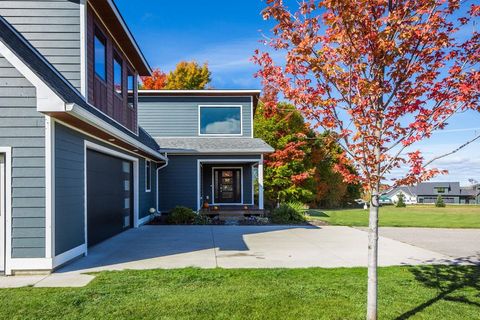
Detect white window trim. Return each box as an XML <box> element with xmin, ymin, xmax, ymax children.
<box><xmin>0</xmin><ymin>147</ymin><xmax>12</xmax><ymax>274</ymax></box>
<box><xmin>145</xmin><ymin>160</ymin><xmax>152</xmax><ymax>192</ymax></box>
<box><xmin>198</xmin><ymin>105</ymin><xmax>243</xmax><ymax>136</ymax></box>
<box><xmin>211</xmin><ymin>166</ymin><xmax>244</xmax><ymax>205</ymax></box>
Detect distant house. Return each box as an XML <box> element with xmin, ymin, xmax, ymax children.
<box><xmin>385</xmin><ymin>182</ymin><xmax>478</xmax><ymax>205</ymax></box>
<box><xmin>385</xmin><ymin>186</ymin><xmax>417</xmax><ymax>204</ymax></box>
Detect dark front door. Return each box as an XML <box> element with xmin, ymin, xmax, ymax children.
<box><xmin>87</xmin><ymin>150</ymin><xmax>133</xmax><ymax>247</ymax></box>
<box><xmin>214</xmin><ymin>168</ymin><xmax>241</xmax><ymax>204</ymax></box>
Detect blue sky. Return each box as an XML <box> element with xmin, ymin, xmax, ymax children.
<box><xmin>115</xmin><ymin>1</ymin><xmax>480</xmax><ymax>185</ymax></box>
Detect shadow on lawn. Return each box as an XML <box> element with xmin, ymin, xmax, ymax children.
<box><xmin>308</xmin><ymin>210</ymin><xmax>330</xmax><ymax>217</ymax></box>
<box><xmin>396</xmin><ymin>255</ymin><xmax>480</xmax><ymax>320</ymax></box>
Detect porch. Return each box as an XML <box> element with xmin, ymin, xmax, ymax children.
<box><xmin>197</xmin><ymin>158</ymin><xmax>264</xmax><ymax>212</ymax></box>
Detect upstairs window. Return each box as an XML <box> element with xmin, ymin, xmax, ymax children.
<box><xmin>199</xmin><ymin>106</ymin><xmax>242</xmax><ymax>135</ymax></box>
<box><xmin>94</xmin><ymin>31</ymin><xmax>106</xmax><ymax>81</ymax></box>
<box><xmin>127</xmin><ymin>72</ymin><xmax>136</xmax><ymax>108</ymax></box>
<box><xmin>113</xmin><ymin>56</ymin><xmax>123</xmax><ymax>95</ymax></box>
<box><xmin>435</xmin><ymin>187</ymin><xmax>446</xmax><ymax>194</ymax></box>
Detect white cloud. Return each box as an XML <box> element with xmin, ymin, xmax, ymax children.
<box><xmin>204</xmin><ymin>118</ymin><xmax>241</xmax><ymax>134</ymax></box>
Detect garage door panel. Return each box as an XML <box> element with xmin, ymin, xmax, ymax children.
<box><xmin>87</xmin><ymin>149</ymin><xmax>133</xmax><ymax>247</ymax></box>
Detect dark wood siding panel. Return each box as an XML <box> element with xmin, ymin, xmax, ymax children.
<box><xmin>86</xmin><ymin>5</ymin><xmax>138</xmax><ymax>133</ymax></box>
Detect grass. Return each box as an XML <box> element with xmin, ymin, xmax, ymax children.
<box><xmin>0</xmin><ymin>266</ymin><xmax>479</xmax><ymax>319</ymax></box>
<box><xmin>308</xmin><ymin>205</ymin><xmax>480</xmax><ymax>228</ymax></box>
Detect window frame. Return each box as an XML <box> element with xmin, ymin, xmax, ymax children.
<box><xmin>198</xmin><ymin>105</ymin><xmax>243</xmax><ymax>136</ymax></box>
<box><xmin>93</xmin><ymin>28</ymin><xmax>107</xmax><ymax>82</ymax></box>
<box><xmin>127</xmin><ymin>70</ymin><xmax>136</xmax><ymax>109</ymax></box>
<box><xmin>113</xmin><ymin>52</ymin><xmax>123</xmax><ymax>96</ymax></box>
<box><xmin>145</xmin><ymin>160</ymin><xmax>152</xmax><ymax>192</ymax></box>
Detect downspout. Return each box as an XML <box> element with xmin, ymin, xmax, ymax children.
<box><xmin>156</xmin><ymin>153</ymin><xmax>169</xmax><ymax>214</ymax></box>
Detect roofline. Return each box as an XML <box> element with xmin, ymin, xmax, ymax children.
<box><xmin>138</xmin><ymin>90</ymin><xmax>261</xmax><ymax>95</ymax></box>
<box><xmin>91</xmin><ymin>0</ymin><xmax>152</xmax><ymax>75</ymax></box>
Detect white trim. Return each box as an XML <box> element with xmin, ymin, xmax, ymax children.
<box><xmin>84</xmin><ymin>141</ymin><xmax>140</xmax><ymax>254</ymax></box>
<box><xmin>0</xmin><ymin>153</ymin><xmax>4</xmax><ymax>273</ymax></box>
<box><xmin>198</xmin><ymin>105</ymin><xmax>243</xmax><ymax>136</ymax></box>
<box><xmin>80</xmin><ymin>0</ymin><xmax>88</xmax><ymax>97</ymax></box>
<box><xmin>8</xmin><ymin>258</ymin><xmax>52</xmax><ymax>272</ymax></box>
<box><xmin>196</xmin><ymin>159</ymin><xmax>261</xmax><ymax>211</ymax></box>
<box><xmin>145</xmin><ymin>160</ymin><xmax>151</xmax><ymax>192</ymax></box>
<box><xmin>156</xmin><ymin>157</ymin><xmax>169</xmax><ymax>213</ymax></box>
<box><xmin>44</xmin><ymin>117</ymin><xmax>55</xmax><ymax>260</ymax></box>
<box><xmin>53</xmin><ymin>244</ymin><xmax>87</xmax><ymax>269</ymax></box>
<box><xmin>0</xmin><ymin>41</ymin><xmax>65</xmax><ymax>112</ymax></box>
<box><xmin>0</xmin><ymin>147</ymin><xmax>12</xmax><ymax>275</ymax></box>
<box><xmin>259</xmin><ymin>154</ymin><xmax>264</xmax><ymax>210</ymax></box>
<box><xmin>69</xmin><ymin>104</ymin><xmax>166</xmax><ymax>161</ymax></box>
<box><xmin>250</xmin><ymin>96</ymin><xmax>254</xmax><ymax>138</ymax></box>
<box><xmin>211</xmin><ymin>167</ymin><xmax>244</xmax><ymax>205</ymax></box>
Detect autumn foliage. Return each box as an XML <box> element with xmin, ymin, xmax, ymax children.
<box><xmin>253</xmin><ymin>0</ymin><xmax>480</xmax><ymax>192</ymax></box>
<box><xmin>141</xmin><ymin>61</ymin><xmax>211</xmax><ymax>90</ymax></box>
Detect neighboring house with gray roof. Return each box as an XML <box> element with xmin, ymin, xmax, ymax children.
<box><xmin>0</xmin><ymin>2</ymin><xmax>272</xmax><ymax>275</ymax></box>
<box><xmin>385</xmin><ymin>186</ymin><xmax>417</xmax><ymax>204</ymax></box>
<box><xmin>385</xmin><ymin>182</ymin><xmax>478</xmax><ymax>204</ymax></box>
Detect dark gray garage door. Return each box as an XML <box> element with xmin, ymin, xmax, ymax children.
<box><xmin>87</xmin><ymin>149</ymin><xmax>133</xmax><ymax>247</ymax></box>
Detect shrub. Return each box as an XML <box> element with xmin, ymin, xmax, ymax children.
<box><xmin>271</xmin><ymin>201</ymin><xmax>307</xmax><ymax>224</ymax></box>
<box><xmin>166</xmin><ymin>206</ymin><xmax>196</xmax><ymax>224</ymax></box>
<box><xmin>396</xmin><ymin>193</ymin><xmax>406</xmax><ymax>208</ymax></box>
<box><xmin>435</xmin><ymin>195</ymin><xmax>446</xmax><ymax>207</ymax></box>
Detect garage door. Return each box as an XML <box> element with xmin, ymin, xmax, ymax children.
<box><xmin>87</xmin><ymin>149</ymin><xmax>133</xmax><ymax>247</ymax></box>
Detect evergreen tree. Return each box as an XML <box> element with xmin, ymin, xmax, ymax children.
<box><xmin>435</xmin><ymin>195</ymin><xmax>446</xmax><ymax>207</ymax></box>
<box><xmin>396</xmin><ymin>193</ymin><xmax>406</xmax><ymax>207</ymax></box>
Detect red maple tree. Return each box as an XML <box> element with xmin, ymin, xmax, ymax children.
<box><xmin>253</xmin><ymin>1</ymin><xmax>479</xmax><ymax>318</ymax></box>
<box><xmin>140</xmin><ymin>68</ymin><xmax>167</xmax><ymax>90</ymax></box>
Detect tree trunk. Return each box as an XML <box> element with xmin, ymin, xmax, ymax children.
<box><xmin>367</xmin><ymin>188</ymin><xmax>380</xmax><ymax>320</ymax></box>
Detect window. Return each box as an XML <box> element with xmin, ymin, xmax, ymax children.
<box><xmin>94</xmin><ymin>32</ymin><xmax>106</xmax><ymax>81</ymax></box>
<box><xmin>435</xmin><ymin>187</ymin><xmax>446</xmax><ymax>194</ymax></box>
<box><xmin>145</xmin><ymin>160</ymin><xmax>151</xmax><ymax>192</ymax></box>
<box><xmin>127</xmin><ymin>72</ymin><xmax>136</xmax><ymax>108</ymax></box>
<box><xmin>199</xmin><ymin>106</ymin><xmax>242</xmax><ymax>135</ymax></box>
<box><xmin>113</xmin><ymin>56</ymin><xmax>123</xmax><ymax>95</ymax></box>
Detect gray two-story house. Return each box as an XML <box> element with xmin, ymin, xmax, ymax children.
<box><xmin>0</xmin><ymin>1</ymin><xmax>272</xmax><ymax>276</ymax></box>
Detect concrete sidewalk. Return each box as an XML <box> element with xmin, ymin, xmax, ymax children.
<box><xmin>0</xmin><ymin>225</ymin><xmax>469</xmax><ymax>288</ymax></box>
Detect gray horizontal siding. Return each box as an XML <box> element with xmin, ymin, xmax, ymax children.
<box><xmin>54</xmin><ymin>123</ymin><xmax>157</xmax><ymax>255</ymax></box>
<box><xmin>158</xmin><ymin>155</ymin><xmax>260</xmax><ymax>212</ymax></box>
<box><xmin>0</xmin><ymin>55</ymin><xmax>46</xmax><ymax>259</ymax></box>
<box><xmin>0</xmin><ymin>0</ymin><xmax>81</xmax><ymax>89</ymax></box>
<box><xmin>138</xmin><ymin>97</ymin><xmax>253</xmax><ymax>137</ymax></box>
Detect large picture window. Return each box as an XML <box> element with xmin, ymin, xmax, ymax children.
<box><xmin>199</xmin><ymin>106</ymin><xmax>242</xmax><ymax>135</ymax></box>
<box><xmin>127</xmin><ymin>72</ymin><xmax>136</xmax><ymax>108</ymax></box>
<box><xmin>94</xmin><ymin>32</ymin><xmax>106</xmax><ymax>81</ymax></box>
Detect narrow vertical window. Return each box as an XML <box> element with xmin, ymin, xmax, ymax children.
<box><xmin>127</xmin><ymin>72</ymin><xmax>136</xmax><ymax>108</ymax></box>
<box><xmin>145</xmin><ymin>160</ymin><xmax>151</xmax><ymax>192</ymax></box>
<box><xmin>114</xmin><ymin>56</ymin><xmax>123</xmax><ymax>95</ymax></box>
<box><xmin>94</xmin><ymin>32</ymin><xmax>106</xmax><ymax>81</ymax></box>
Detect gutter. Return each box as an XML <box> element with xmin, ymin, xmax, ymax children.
<box><xmin>65</xmin><ymin>103</ymin><xmax>167</xmax><ymax>162</ymax></box>
<box><xmin>156</xmin><ymin>153</ymin><xmax>169</xmax><ymax>214</ymax></box>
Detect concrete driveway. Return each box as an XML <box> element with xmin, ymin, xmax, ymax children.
<box><xmin>2</xmin><ymin>225</ymin><xmax>478</xmax><ymax>288</ymax></box>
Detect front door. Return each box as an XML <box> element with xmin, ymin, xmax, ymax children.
<box><xmin>213</xmin><ymin>168</ymin><xmax>242</xmax><ymax>204</ymax></box>
<box><xmin>0</xmin><ymin>154</ymin><xmax>5</xmax><ymax>273</ymax></box>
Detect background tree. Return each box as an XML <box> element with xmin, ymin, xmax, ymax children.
<box><xmin>435</xmin><ymin>194</ymin><xmax>446</xmax><ymax>207</ymax></box>
<box><xmin>396</xmin><ymin>193</ymin><xmax>406</xmax><ymax>207</ymax></box>
<box><xmin>140</xmin><ymin>61</ymin><xmax>211</xmax><ymax>90</ymax></box>
<box><xmin>165</xmin><ymin>61</ymin><xmax>211</xmax><ymax>89</ymax></box>
<box><xmin>255</xmin><ymin>102</ymin><xmax>316</xmax><ymax>205</ymax></box>
<box><xmin>140</xmin><ymin>68</ymin><xmax>167</xmax><ymax>90</ymax></box>
<box><xmin>254</xmin><ymin>1</ymin><xmax>479</xmax><ymax>319</ymax></box>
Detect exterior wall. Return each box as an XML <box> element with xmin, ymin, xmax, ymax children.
<box><xmin>86</xmin><ymin>5</ymin><xmax>138</xmax><ymax>133</ymax></box>
<box><xmin>138</xmin><ymin>96</ymin><xmax>253</xmax><ymax>137</ymax></box>
<box><xmin>54</xmin><ymin>123</ymin><xmax>156</xmax><ymax>256</ymax></box>
<box><xmin>0</xmin><ymin>55</ymin><xmax>46</xmax><ymax>258</ymax></box>
<box><xmin>202</xmin><ymin>163</ymin><xmax>253</xmax><ymax>205</ymax></box>
<box><xmin>417</xmin><ymin>196</ymin><xmax>460</xmax><ymax>204</ymax></box>
<box><xmin>0</xmin><ymin>0</ymin><xmax>82</xmax><ymax>89</ymax></box>
<box><xmin>390</xmin><ymin>191</ymin><xmax>416</xmax><ymax>204</ymax></box>
<box><xmin>158</xmin><ymin>155</ymin><xmax>260</xmax><ymax>212</ymax></box>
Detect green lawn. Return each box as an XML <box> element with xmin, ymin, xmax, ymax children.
<box><xmin>1</xmin><ymin>266</ymin><xmax>479</xmax><ymax>319</ymax></box>
<box><xmin>309</xmin><ymin>205</ymin><xmax>480</xmax><ymax>228</ymax></box>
